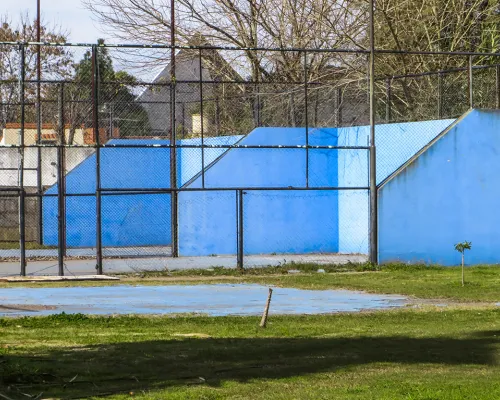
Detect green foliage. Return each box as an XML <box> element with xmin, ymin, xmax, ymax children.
<box><xmin>455</xmin><ymin>241</ymin><xmax>472</xmax><ymax>254</ymax></box>
<box><xmin>455</xmin><ymin>241</ymin><xmax>472</xmax><ymax>286</ymax></box>
<box><xmin>69</xmin><ymin>39</ymin><xmax>151</xmax><ymax>138</ymax></box>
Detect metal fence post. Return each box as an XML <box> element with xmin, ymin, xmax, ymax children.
<box><xmin>496</xmin><ymin>65</ymin><xmax>500</xmax><ymax>109</ymax></box>
<box><xmin>437</xmin><ymin>72</ymin><xmax>443</xmax><ymax>118</ymax></box>
<box><xmin>92</xmin><ymin>45</ymin><xmax>103</xmax><ymax>274</ymax></box>
<box><xmin>368</xmin><ymin>0</ymin><xmax>378</xmax><ymax>264</ymax></box>
<box><xmin>255</xmin><ymin>81</ymin><xmax>261</xmax><ymax>127</ymax></box>
<box><xmin>385</xmin><ymin>78</ymin><xmax>392</xmax><ymax>123</ymax></box>
<box><xmin>18</xmin><ymin>43</ymin><xmax>26</xmax><ymax>276</ymax></box>
<box><xmin>304</xmin><ymin>50</ymin><xmax>309</xmax><ymax>188</ymax></box>
<box><xmin>468</xmin><ymin>55</ymin><xmax>474</xmax><ymax>109</ymax></box>
<box><xmin>181</xmin><ymin>102</ymin><xmax>185</xmax><ymax>138</ymax></box>
<box><xmin>237</xmin><ymin>189</ymin><xmax>244</xmax><ymax>269</ymax></box>
<box><xmin>199</xmin><ymin>48</ymin><xmax>205</xmax><ymax>188</ymax></box>
<box><xmin>335</xmin><ymin>88</ymin><xmax>342</xmax><ymax>127</ymax></box>
<box><xmin>57</xmin><ymin>83</ymin><xmax>65</xmax><ymax>276</ymax></box>
<box><xmin>36</xmin><ymin>34</ymin><xmax>43</xmax><ymax>246</ymax></box>
<box><xmin>170</xmin><ymin>43</ymin><xmax>179</xmax><ymax>258</ymax></box>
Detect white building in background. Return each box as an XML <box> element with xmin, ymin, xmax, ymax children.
<box><xmin>0</xmin><ymin>123</ymin><xmax>96</xmax><ymax>188</ymax></box>
<box><xmin>0</xmin><ymin>123</ymin><xmax>87</xmax><ymax>146</ymax></box>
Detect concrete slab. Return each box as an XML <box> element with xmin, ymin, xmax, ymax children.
<box><xmin>1</xmin><ymin>275</ymin><xmax>119</xmax><ymax>282</ymax></box>
<box><xmin>0</xmin><ymin>253</ymin><xmax>368</xmax><ymax>276</ymax></box>
<box><xmin>0</xmin><ymin>283</ymin><xmax>407</xmax><ymax>316</ymax></box>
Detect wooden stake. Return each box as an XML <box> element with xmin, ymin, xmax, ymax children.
<box><xmin>260</xmin><ymin>288</ymin><xmax>273</xmax><ymax>328</ymax></box>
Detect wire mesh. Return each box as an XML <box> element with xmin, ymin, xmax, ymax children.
<box><xmin>2</xmin><ymin>41</ymin><xmax>499</xmax><ymax>276</ymax></box>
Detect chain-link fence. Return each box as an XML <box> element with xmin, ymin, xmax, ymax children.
<box><xmin>1</xmin><ymin>41</ymin><xmax>498</xmax><ymax>276</ymax></box>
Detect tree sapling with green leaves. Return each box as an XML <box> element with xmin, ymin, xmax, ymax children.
<box><xmin>454</xmin><ymin>241</ymin><xmax>471</xmax><ymax>286</ymax></box>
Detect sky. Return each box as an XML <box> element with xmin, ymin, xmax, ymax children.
<box><xmin>3</xmin><ymin>0</ymin><xmax>165</xmax><ymax>80</ymax></box>
<box><xmin>3</xmin><ymin>0</ymin><xmax>109</xmax><ymax>44</ymax></box>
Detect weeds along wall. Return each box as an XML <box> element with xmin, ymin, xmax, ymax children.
<box><xmin>379</xmin><ymin>109</ymin><xmax>500</xmax><ymax>265</ymax></box>
<box><xmin>43</xmin><ymin>119</ymin><xmax>454</xmax><ymax>255</ymax></box>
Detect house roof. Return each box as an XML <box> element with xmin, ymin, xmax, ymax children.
<box><xmin>148</xmin><ymin>44</ymin><xmax>243</xmax><ymax>84</ymax></box>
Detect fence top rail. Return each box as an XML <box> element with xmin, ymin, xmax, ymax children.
<box><xmin>4</xmin><ymin>41</ymin><xmax>500</xmax><ymax>57</ymax></box>
<box><xmin>0</xmin><ymin>41</ymin><xmax>368</xmax><ymax>54</ymax></box>
<box><xmin>0</xmin><ymin>143</ymin><xmax>370</xmax><ymax>150</ymax></box>
<box><xmin>2</xmin><ymin>64</ymin><xmax>498</xmax><ymax>88</ymax></box>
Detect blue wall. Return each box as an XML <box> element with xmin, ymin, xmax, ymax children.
<box><xmin>43</xmin><ymin>118</ymin><xmax>459</xmax><ymax>256</ymax></box>
<box><xmin>379</xmin><ymin>110</ymin><xmax>500</xmax><ymax>265</ymax></box>
<box><xmin>43</xmin><ymin>136</ymin><xmax>242</xmax><ymax>247</ymax></box>
<box><xmin>179</xmin><ymin>127</ymin><xmax>339</xmax><ymax>256</ymax></box>
<box><xmin>336</xmin><ymin>119</ymin><xmax>455</xmax><ymax>254</ymax></box>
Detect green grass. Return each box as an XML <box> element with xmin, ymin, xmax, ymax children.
<box><xmin>243</xmin><ymin>263</ymin><xmax>500</xmax><ymax>302</ymax></box>
<box><xmin>3</xmin><ymin>263</ymin><xmax>499</xmax><ymax>302</ymax></box>
<box><xmin>0</xmin><ymin>308</ymin><xmax>499</xmax><ymax>399</ymax></box>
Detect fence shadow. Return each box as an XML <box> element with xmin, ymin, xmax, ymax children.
<box><xmin>1</xmin><ymin>332</ymin><xmax>498</xmax><ymax>398</ymax></box>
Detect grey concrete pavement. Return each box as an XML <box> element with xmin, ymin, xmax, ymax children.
<box><xmin>0</xmin><ymin>253</ymin><xmax>368</xmax><ymax>276</ymax></box>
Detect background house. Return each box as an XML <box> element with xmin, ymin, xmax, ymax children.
<box><xmin>137</xmin><ymin>44</ymin><xmax>248</xmax><ymax>138</ymax></box>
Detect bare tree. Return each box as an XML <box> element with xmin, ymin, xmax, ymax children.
<box><xmin>0</xmin><ymin>13</ymin><xmax>72</xmax><ymax>130</ymax></box>
<box><xmin>84</xmin><ymin>0</ymin><xmax>369</xmax><ymax>127</ymax></box>
<box><xmin>374</xmin><ymin>0</ymin><xmax>500</xmax><ymax>121</ymax></box>
<box><xmin>84</xmin><ymin>0</ymin><xmax>366</xmax><ymax>78</ymax></box>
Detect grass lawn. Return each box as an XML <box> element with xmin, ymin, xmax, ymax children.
<box><xmin>1</xmin><ymin>264</ymin><xmax>498</xmax><ymax>398</ymax></box>
<box><xmin>0</xmin><ymin>308</ymin><xmax>499</xmax><ymax>399</ymax></box>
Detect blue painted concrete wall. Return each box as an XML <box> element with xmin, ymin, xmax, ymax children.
<box><xmin>379</xmin><ymin>110</ymin><xmax>500</xmax><ymax>265</ymax></box>
<box><xmin>179</xmin><ymin>127</ymin><xmax>339</xmax><ymax>256</ymax></box>
<box><xmin>336</xmin><ymin>119</ymin><xmax>455</xmax><ymax>254</ymax></box>
<box><xmin>43</xmin><ymin>119</ymin><xmax>458</xmax><ymax>255</ymax></box>
<box><xmin>43</xmin><ymin>136</ymin><xmax>242</xmax><ymax>247</ymax></box>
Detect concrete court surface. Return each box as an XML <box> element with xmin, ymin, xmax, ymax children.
<box><xmin>0</xmin><ymin>284</ymin><xmax>406</xmax><ymax>316</ymax></box>
<box><xmin>0</xmin><ymin>252</ymin><xmax>368</xmax><ymax>276</ymax></box>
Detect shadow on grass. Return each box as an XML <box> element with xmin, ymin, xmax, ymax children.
<box><xmin>1</xmin><ymin>331</ymin><xmax>498</xmax><ymax>398</ymax></box>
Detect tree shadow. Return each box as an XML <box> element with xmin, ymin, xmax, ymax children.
<box><xmin>1</xmin><ymin>332</ymin><xmax>498</xmax><ymax>398</ymax></box>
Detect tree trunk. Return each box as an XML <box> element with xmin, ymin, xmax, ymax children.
<box><xmin>462</xmin><ymin>253</ymin><xmax>465</xmax><ymax>286</ymax></box>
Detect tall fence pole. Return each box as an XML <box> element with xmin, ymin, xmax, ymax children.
<box><xmin>18</xmin><ymin>44</ymin><xmax>26</xmax><ymax>276</ymax></box>
<box><xmin>385</xmin><ymin>78</ymin><xmax>392</xmax><ymax>123</ymax></box>
<box><xmin>335</xmin><ymin>88</ymin><xmax>342</xmax><ymax>127</ymax></box>
<box><xmin>199</xmin><ymin>48</ymin><xmax>205</xmax><ymax>188</ymax></box>
<box><xmin>496</xmin><ymin>65</ymin><xmax>500</xmax><ymax>109</ymax></box>
<box><xmin>92</xmin><ymin>45</ymin><xmax>103</xmax><ymax>274</ymax></box>
<box><xmin>170</xmin><ymin>0</ymin><xmax>179</xmax><ymax>258</ymax></box>
<box><xmin>368</xmin><ymin>0</ymin><xmax>378</xmax><ymax>264</ymax></box>
<box><xmin>237</xmin><ymin>189</ymin><xmax>244</xmax><ymax>269</ymax></box>
<box><xmin>437</xmin><ymin>72</ymin><xmax>443</xmax><ymax>118</ymax></box>
<box><xmin>468</xmin><ymin>55</ymin><xmax>474</xmax><ymax>109</ymax></box>
<box><xmin>36</xmin><ymin>3</ymin><xmax>43</xmax><ymax>246</ymax></box>
<box><xmin>57</xmin><ymin>83</ymin><xmax>65</xmax><ymax>276</ymax></box>
<box><xmin>255</xmin><ymin>81</ymin><xmax>261</xmax><ymax>127</ymax></box>
<box><xmin>304</xmin><ymin>50</ymin><xmax>309</xmax><ymax>187</ymax></box>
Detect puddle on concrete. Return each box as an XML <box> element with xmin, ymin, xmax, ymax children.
<box><xmin>0</xmin><ymin>284</ymin><xmax>408</xmax><ymax>317</ymax></box>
